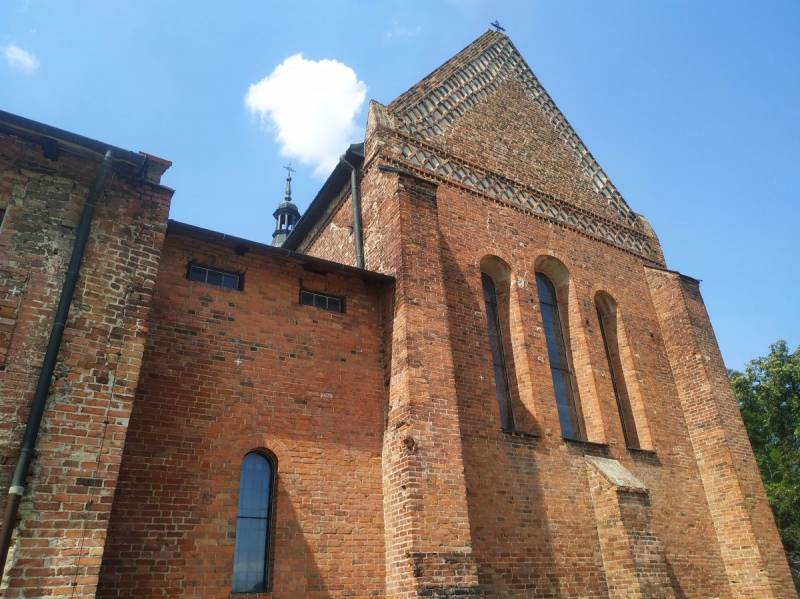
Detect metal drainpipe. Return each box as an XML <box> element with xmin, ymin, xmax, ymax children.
<box><xmin>339</xmin><ymin>155</ymin><xmax>365</xmax><ymax>269</ymax></box>
<box><xmin>0</xmin><ymin>150</ymin><xmax>115</xmax><ymax>583</ymax></box>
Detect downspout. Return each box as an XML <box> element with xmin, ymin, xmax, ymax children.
<box><xmin>0</xmin><ymin>150</ymin><xmax>115</xmax><ymax>583</ymax></box>
<box><xmin>339</xmin><ymin>155</ymin><xmax>365</xmax><ymax>269</ymax></box>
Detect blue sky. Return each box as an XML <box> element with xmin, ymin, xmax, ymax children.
<box><xmin>1</xmin><ymin>1</ymin><xmax>798</xmax><ymax>370</ymax></box>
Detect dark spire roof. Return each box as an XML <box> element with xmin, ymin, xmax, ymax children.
<box><xmin>272</xmin><ymin>166</ymin><xmax>301</xmax><ymax>247</ymax></box>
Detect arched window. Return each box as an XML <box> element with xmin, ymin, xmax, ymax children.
<box><xmin>535</xmin><ymin>272</ymin><xmax>581</xmax><ymax>439</ymax></box>
<box><xmin>596</xmin><ymin>293</ymin><xmax>640</xmax><ymax>448</ymax></box>
<box><xmin>481</xmin><ymin>272</ymin><xmax>515</xmax><ymax>431</ymax></box>
<box><xmin>232</xmin><ymin>452</ymin><xmax>274</xmax><ymax>593</ymax></box>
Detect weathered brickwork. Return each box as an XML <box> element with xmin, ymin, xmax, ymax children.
<box><xmin>0</xmin><ymin>28</ymin><xmax>794</xmax><ymax>599</ymax></box>
<box><xmin>96</xmin><ymin>225</ymin><xmax>391</xmax><ymax>598</ymax></box>
<box><xmin>646</xmin><ymin>269</ymin><xmax>796</xmax><ymax>597</ymax></box>
<box><xmin>0</xmin><ymin>129</ymin><xmax>172</xmax><ymax>597</ymax></box>
<box><xmin>297</xmin><ymin>31</ymin><xmax>795</xmax><ymax>599</ymax></box>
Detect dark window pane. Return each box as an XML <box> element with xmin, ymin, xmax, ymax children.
<box><xmin>222</xmin><ymin>274</ymin><xmax>239</xmax><ymax>289</ymax></box>
<box><xmin>206</xmin><ymin>270</ymin><xmax>223</xmax><ymax>286</ymax></box>
<box><xmin>300</xmin><ymin>290</ymin><xmax>343</xmax><ymax>313</ymax></box>
<box><xmin>232</xmin><ymin>453</ymin><xmax>272</xmax><ymax>593</ymax></box>
<box><xmin>188</xmin><ymin>264</ymin><xmax>242</xmax><ymax>290</ymax></box>
<box><xmin>232</xmin><ymin>518</ymin><xmax>268</xmax><ymax>592</ymax></box>
<box><xmin>237</xmin><ymin>454</ymin><xmax>271</xmax><ymax>518</ymax></box>
<box><xmin>481</xmin><ymin>274</ymin><xmax>514</xmax><ymax>431</ymax></box>
<box><xmin>539</xmin><ymin>297</ymin><xmax>566</xmax><ymax>370</ymax></box>
<box><xmin>188</xmin><ymin>265</ymin><xmax>206</xmax><ymax>282</ymax></box>
<box><xmin>552</xmin><ymin>368</ymin><xmax>577</xmax><ymax>439</ymax></box>
<box><xmin>536</xmin><ymin>273</ymin><xmax>580</xmax><ymax>439</ymax></box>
<box><xmin>535</xmin><ymin>272</ymin><xmax>557</xmax><ymax>306</ymax></box>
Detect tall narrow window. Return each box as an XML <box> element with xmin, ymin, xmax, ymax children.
<box><xmin>232</xmin><ymin>452</ymin><xmax>274</xmax><ymax>593</ymax></box>
<box><xmin>536</xmin><ymin>273</ymin><xmax>581</xmax><ymax>439</ymax></box>
<box><xmin>482</xmin><ymin>273</ymin><xmax>515</xmax><ymax>431</ymax></box>
<box><xmin>596</xmin><ymin>294</ymin><xmax>640</xmax><ymax>448</ymax></box>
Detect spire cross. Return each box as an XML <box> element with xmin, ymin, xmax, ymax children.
<box><xmin>282</xmin><ymin>164</ymin><xmax>295</xmax><ymax>202</ymax></box>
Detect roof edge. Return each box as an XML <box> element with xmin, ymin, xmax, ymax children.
<box><xmin>0</xmin><ymin>109</ymin><xmax>171</xmax><ymax>184</ymax></box>
<box><xmin>282</xmin><ymin>142</ymin><xmax>364</xmax><ymax>251</ymax></box>
<box><xmin>168</xmin><ymin>219</ymin><xmax>392</xmax><ymax>283</ymax></box>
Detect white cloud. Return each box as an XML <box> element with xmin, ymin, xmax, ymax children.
<box><xmin>245</xmin><ymin>54</ymin><xmax>367</xmax><ymax>178</ymax></box>
<box><xmin>3</xmin><ymin>44</ymin><xmax>39</xmax><ymax>73</ymax></box>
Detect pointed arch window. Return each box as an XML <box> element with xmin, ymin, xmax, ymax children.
<box><xmin>535</xmin><ymin>272</ymin><xmax>581</xmax><ymax>439</ymax></box>
<box><xmin>232</xmin><ymin>452</ymin><xmax>274</xmax><ymax>593</ymax></box>
<box><xmin>596</xmin><ymin>294</ymin><xmax>640</xmax><ymax>448</ymax></box>
<box><xmin>481</xmin><ymin>273</ymin><xmax>515</xmax><ymax>431</ymax></box>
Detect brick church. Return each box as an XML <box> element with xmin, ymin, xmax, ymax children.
<box><xmin>0</xmin><ymin>31</ymin><xmax>795</xmax><ymax>598</ymax></box>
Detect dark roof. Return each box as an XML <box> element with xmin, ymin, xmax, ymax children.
<box><xmin>0</xmin><ymin>109</ymin><xmax>171</xmax><ymax>185</ymax></box>
<box><xmin>282</xmin><ymin>143</ymin><xmax>364</xmax><ymax>250</ymax></box>
<box><xmin>168</xmin><ymin>219</ymin><xmax>393</xmax><ymax>284</ymax></box>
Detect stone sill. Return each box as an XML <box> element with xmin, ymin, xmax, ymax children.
<box><xmin>563</xmin><ymin>437</ymin><xmax>610</xmax><ymax>454</ymax></box>
<box><xmin>501</xmin><ymin>429</ymin><xmax>540</xmax><ymax>440</ymax></box>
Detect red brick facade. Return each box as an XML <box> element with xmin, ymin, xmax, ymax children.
<box><xmin>0</xmin><ymin>125</ymin><xmax>172</xmax><ymax>597</ymax></box>
<box><xmin>96</xmin><ymin>224</ymin><xmax>392</xmax><ymax>598</ymax></box>
<box><xmin>290</xmin><ymin>31</ymin><xmax>795</xmax><ymax>598</ymax></box>
<box><xmin>0</xmin><ymin>30</ymin><xmax>795</xmax><ymax>599</ymax></box>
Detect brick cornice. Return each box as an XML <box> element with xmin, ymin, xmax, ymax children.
<box><xmin>367</xmin><ymin>127</ymin><xmax>665</xmax><ymax>265</ymax></box>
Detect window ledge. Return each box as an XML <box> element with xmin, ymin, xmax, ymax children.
<box><xmin>563</xmin><ymin>437</ymin><xmax>609</xmax><ymax>452</ymax></box>
<box><xmin>502</xmin><ymin>429</ymin><xmax>540</xmax><ymax>440</ymax></box>
<box><xmin>628</xmin><ymin>446</ymin><xmax>659</xmax><ymax>461</ymax></box>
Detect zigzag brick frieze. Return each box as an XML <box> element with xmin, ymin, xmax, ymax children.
<box><xmin>378</xmin><ymin>130</ymin><xmax>663</xmax><ymax>263</ymax></box>
<box><xmin>388</xmin><ymin>32</ymin><xmax>638</xmax><ymax>229</ymax></box>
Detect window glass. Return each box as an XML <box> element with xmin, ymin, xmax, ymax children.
<box><xmin>188</xmin><ymin>265</ymin><xmax>206</xmax><ymax>282</ymax></box>
<box><xmin>206</xmin><ymin>270</ymin><xmax>223</xmax><ymax>287</ymax></box>
<box><xmin>299</xmin><ymin>289</ymin><xmax>344</xmax><ymax>313</ymax></box>
<box><xmin>232</xmin><ymin>453</ymin><xmax>272</xmax><ymax>593</ymax></box>
<box><xmin>481</xmin><ymin>273</ymin><xmax>514</xmax><ymax>431</ymax></box>
<box><xmin>536</xmin><ymin>273</ymin><xmax>580</xmax><ymax>439</ymax></box>
<box><xmin>187</xmin><ymin>264</ymin><xmax>241</xmax><ymax>290</ymax></box>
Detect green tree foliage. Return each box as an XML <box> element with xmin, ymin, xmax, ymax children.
<box><xmin>729</xmin><ymin>340</ymin><xmax>800</xmax><ymax>590</ymax></box>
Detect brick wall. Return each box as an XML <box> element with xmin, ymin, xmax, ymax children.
<box><xmin>0</xmin><ymin>131</ymin><xmax>172</xmax><ymax>597</ymax></box>
<box><xmin>293</xmin><ymin>34</ymin><xmax>795</xmax><ymax>596</ymax></box>
<box><xmin>646</xmin><ymin>269</ymin><xmax>796</xmax><ymax>597</ymax></box>
<box><xmin>97</xmin><ymin>228</ymin><xmax>391</xmax><ymax>598</ymax></box>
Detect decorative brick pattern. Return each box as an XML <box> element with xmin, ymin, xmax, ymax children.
<box><xmin>389</xmin><ymin>31</ymin><xmax>637</xmax><ymax>229</ymax></box>
<box><xmin>382</xmin><ymin>134</ymin><xmax>662</xmax><ymax>262</ymax></box>
<box><xmin>296</xmin><ymin>31</ymin><xmax>794</xmax><ymax>598</ymax></box>
<box><xmin>0</xmin><ymin>27</ymin><xmax>795</xmax><ymax>599</ymax></box>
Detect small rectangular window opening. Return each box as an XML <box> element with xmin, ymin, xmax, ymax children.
<box><xmin>299</xmin><ymin>289</ymin><xmax>344</xmax><ymax>313</ymax></box>
<box><xmin>187</xmin><ymin>263</ymin><xmax>242</xmax><ymax>290</ymax></box>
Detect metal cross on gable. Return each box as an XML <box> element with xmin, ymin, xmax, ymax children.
<box><xmin>490</xmin><ymin>20</ymin><xmax>506</xmax><ymax>33</ymax></box>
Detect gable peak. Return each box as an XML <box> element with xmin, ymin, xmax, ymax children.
<box><xmin>386</xmin><ymin>31</ymin><xmax>639</xmax><ymax>228</ymax></box>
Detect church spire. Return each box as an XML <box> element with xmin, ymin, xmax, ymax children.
<box><xmin>272</xmin><ymin>165</ymin><xmax>301</xmax><ymax>247</ymax></box>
